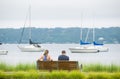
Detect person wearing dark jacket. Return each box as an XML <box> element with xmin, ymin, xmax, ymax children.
<box><xmin>58</xmin><ymin>50</ymin><xmax>69</xmax><ymax>60</ymax></box>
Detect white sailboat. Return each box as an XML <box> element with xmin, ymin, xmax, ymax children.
<box><xmin>18</xmin><ymin>44</ymin><xmax>44</xmax><ymax>52</ymax></box>
<box><xmin>69</xmin><ymin>27</ymin><xmax>108</xmax><ymax>53</ymax></box>
<box><xmin>0</xmin><ymin>50</ymin><xmax>8</xmax><ymax>55</ymax></box>
<box><xmin>69</xmin><ymin>45</ymin><xmax>99</xmax><ymax>53</ymax></box>
<box><xmin>69</xmin><ymin>28</ymin><xmax>99</xmax><ymax>53</ymax></box>
<box><xmin>69</xmin><ymin>12</ymin><xmax>109</xmax><ymax>53</ymax></box>
<box><xmin>94</xmin><ymin>45</ymin><xmax>108</xmax><ymax>52</ymax></box>
<box><xmin>92</xmin><ymin>28</ymin><xmax>108</xmax><ymax>52</ymax></box>
<box><xmin>0</xmin><ymin>36</ymin><xmax>8</xmax><ymax>55</ymax></box>
<box><xmin>18</xmin><ymin>3</ymin><xmax>44</xmax><ymax>52</ymax></box>
<box><xmin>69</xmin><ymin>14</ymin><xmax>99</xmax><ymax>53</ymax></box>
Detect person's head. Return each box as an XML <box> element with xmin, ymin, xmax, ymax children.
<box><xmin>62</xmin><ymin>50</ymin><xmax>66</xmax><ymax>55</ymax></box>
<box><xmin>44</xmin><ymin>50</ymin><xmax>49</xmax><ymax>56</ymax></box>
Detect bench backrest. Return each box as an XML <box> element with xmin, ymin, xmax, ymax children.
<box><xmin>37</xmin><ymin>60</ymin><xmax>79</xmax><ymax>71</ymax></box>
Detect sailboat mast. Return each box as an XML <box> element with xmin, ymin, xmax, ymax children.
<box><xmin>93</xmin><ymin>27</ymin><xmax>95</xmax><ymax>42</ymax></box>
<box><xmin>29</xmin><ymin>2</ymin><xmax>32</xmax><ymax>41</ymax></box>
<box><xmin>92</xmin><ymin>13</ymin><xmax>95</xmax><ymax>42</ymax></box>
<box><xmin>80</xmin><ymin>13</ymin><xmax>83</xmax><ymax>41</ymax></box>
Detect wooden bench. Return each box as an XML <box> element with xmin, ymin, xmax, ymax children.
<box><xmin>37</xmin><ymin>60</ymin><xmax>80</xmax><ymax>71</ymax></box>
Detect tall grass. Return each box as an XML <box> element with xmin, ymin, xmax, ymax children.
<box><xmin>87</xmin><ymin>72</ymin><xmax>120</xmax><ymax>79</ymax></box>
<box><xmin>0</xmin><ymin>62</ymin><xmax>14</xmax><ymax>71</ymax></box>
<box><xmin>1</xmin><ymin>63</ymin><xmax>120</xmax><ymax>79</ymax></box>
<box><xmin>0</xmin><ymin>62</ymin><xmax>120</xmax><ymax>72</ymax></box>
<box><xmin>83</xmin><ymin>63</ymin><xmax>120</xmax><ymax>72</ymax></box>
<box><xmin>15</xmin><ymin>63</ymin><xmax>36</xmax><ymax>71</ymax></box>
<box><xmin>67</xmin><ymin>71</ymin><xmax>85</xmax><ymax>79</ymax></box>
<box><xmin>0</xmin><ymin>71</ymin><xmax>120</xmax><ymax>79</ymax></box>
<box><xmin>0</xmin><ymin>62</ymin><xmax>36</xmax><ymax>71</ymax></box>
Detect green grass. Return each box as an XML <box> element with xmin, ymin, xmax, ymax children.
<box><xmin>0</xmin><ymin>62</ymin><xmax>120</xmax><ymax>72</ymax></box>
<box><xmin>0</xmin><ymin>63</ymin><xmax>120</xmax><ymax>79</ymax></box>
<box><xmin>0</xmin><ymin>71</ymin><xmax>120</xmax><ymax>79</ymax></box>
<box><xmin>83</xmin><ymin>63</ymin><xmax>120</xmax><ymax>72</ymax></box>
<box><xmin>0</xmin><ymin>62</ymin><xmax>36</xmax><ymax>71</ymax></box>
<box><xmin>87</xmin><ymin>72</ymin><xmax>120</xmax><ymax>79</ymax></box>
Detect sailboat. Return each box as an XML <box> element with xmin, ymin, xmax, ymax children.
<box><xmin>93</xmin><ymin>42</ymin><xmax>108</xmax><ymax>52</ymax></box>
<box><xmin>69</xmin><ymin>12</ymin><xmax>109</xmax><ymax>53</ymax></box>
<box><xmin>69</xmin><ymin>14</ymin><xmax>99</xmax><ymax>53</ymax></box>
<box><xmin>18</xmin><ymin>3</ymin><xmax>44</xmax><ymax>52</ymax></box>
<box><xmin>0</xmin><ymin>43</ymin><xmax>8</xmax><ymax>55</ymax></box>
<box><xmin>92</xmin><ymin>28</ymin><xmax>108</xmax><ymax>52</ymax></box>
<box><xmin>0</xmin><ymin>50</ymin><xmax>8</xmax><ymax>55</ymax></box>
<box><xmin>0</xmin><ymin>35</ymin><xmax>8</xmax><ymax>55</ymax></box>
<box><xmin>69</xmin><ymin>28</ymin><xmax>99</xmax><ymax>53</ymax></box>
<box><xmin>69</xmin><ymin>24</ymin><xmax>108</xmax><ymax>53</ymax></box>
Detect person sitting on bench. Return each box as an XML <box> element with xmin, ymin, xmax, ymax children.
<box><xmin>39</xmin><ymin>50</ymin><xmax>52</xmax><ymax>61</ymax></box>
<box><xmin>58</xmin><ymin>50</ymin><xmax>69</xmax><ymax>60</ymax></box>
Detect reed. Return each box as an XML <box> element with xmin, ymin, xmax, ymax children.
<box><xmin>0</xmin><ymin>62</ymin><xmax>120</xmax><ymax>72</ymax></box>
<box><xmin>111</xmin><ymin>72</ymin><xmax>120</xmax><ymax>79</ymax></box>
<box><xmin>83</xmin><ymin>63</ymin><xmax>120</xmax><ymax>72</ymax></box>
<box><xmin>0</xmin><ymin>62</ymin><xmax>36</xmax><ymax>71</ymax></box>
<box><xmin>15</xmin><ymin>63</ymin><xmax>36</xmax><ymax>71</ymax></box>
<box><xmin>87</xmin><ymin>72</ymin><xmax>111</xmax><ymax>79</ymax></box>
<box><xmin>0</xmin><ymin>62</ymin><xmax>14</xmax><ymax>71</ymax></box>
<box><xmin>50</xmin><ymin>71</ymin><xmax>67</xmax><ymax>79</ymax></box>
<box><xmin>0</xmin><ymin>71</ymin><xmax>120</xmax><ymax>79</ymax></box>
<box><xmin>67</xmin><ymin>70</ymin><xmax>85</xmax><ymax>79</ymax></box>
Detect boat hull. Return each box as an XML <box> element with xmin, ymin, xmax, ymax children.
<box><xmin>69</xmin><ymin>47</ymin><xmax>98</xmax><ymax>53</ymax></box>
<box><xmin>95</xmin><ymin>46</ymin><xmax>108</xmax><ymax>52</ymax></box>
<box><xmin>0</xmin><ymin>50</ymin><xmax>8</xmax><ymax>55</ymax></box>
<box><xmin>18</xmin><ymin>45</ymin><xmax>45</xmax><ymax>52</ymax></box>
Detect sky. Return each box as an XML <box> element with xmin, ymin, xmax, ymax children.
<box><xmin>0</xmin><ymin>0</ymin><xmax>120</xmax><ymax>28</ymax></box>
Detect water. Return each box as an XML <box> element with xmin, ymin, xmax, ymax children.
<box><xmin>0</xmin><ymin>44</ymin><xmax>120</xmax><ymax>65</ymax></box>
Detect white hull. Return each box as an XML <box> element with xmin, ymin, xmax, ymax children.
<box><xmin>0</xmin><ymin>50</ymin><xmax>8</xmax><ymax>55</ymax></box>
<box><xmin>18</xmin><ymin>45</ymin><xmax>45</xmax><ymax>52</ymax></box>
<box><xmin>94</xmin><ymin>46</ymin><xmax>108</xmax><ymax>52</ymax></box>
<box><xmin>69</xmin><ymin>45</ymin><xmax>108</xmax><ymax>53</ymax></box>
<box><xmin>69</xmin><ymin>46</ymin><xmax>99</xmax><ymax>53</ymax></box>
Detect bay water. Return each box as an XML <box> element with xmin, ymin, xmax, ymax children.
<box><xmin>0</xmin><ymin>44</ymin><xmax>120</xmax><ymax>65</ymax></box>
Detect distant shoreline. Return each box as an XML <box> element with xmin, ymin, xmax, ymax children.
<box><xmin>0</xmin><ymin>27</ymin><xmax>120</xmax><ymax>44</ymax></box>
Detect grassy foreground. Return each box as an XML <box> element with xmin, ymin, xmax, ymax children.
<box><xmin>0</xmin><ymin>63</ymin><xmax>120</xmax><ymax>79</ymax></box>
<box><xmin>0</xmin><ymin>62</ymin><xmax>36</xmax><ymax>71</ymax></box>
<box><xmin>0</xmin><ymin>62</ymin><xmax>120</xmax><ymax>72</ymax></box>
<box><xmin>0</xmin><ymin>70</ymin><xmax>120</xmax><ymax>79</ymax></box>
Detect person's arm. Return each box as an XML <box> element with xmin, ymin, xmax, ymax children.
<box><xmin>47</xmin><ymin>55</ymin><xmax>52</xmax><ymax>61</ymax></box>
<box><xmin>39</xmin><ymin>55</ymin><xmax>44</xmax><ymax>61</ymax></box>
<box><xmin>67</xmin><ymin>56</ymin><xmax>69</xmax><ymax>60</ymax></box>
<box><xmin>68</xmin><ymin>56</ymin><xmax>69</xmax><ymax>60</ymax></box>
<box><xmin>58</xmin><ymin>55</ymin><xmax>60</xmax><ymax>60</ymax></box>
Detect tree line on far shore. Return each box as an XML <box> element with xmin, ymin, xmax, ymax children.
<box><xmin>0</xmin><ymin>27</ymin><xmax>120</xmax><ymax>44</ymax></box>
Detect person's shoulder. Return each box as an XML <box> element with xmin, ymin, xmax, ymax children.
<box><xmin>67</xmin><ymin>55</ymin><xmax>69</xmax><ymax>58</ymax></box>
<box><xmin>65</xmin><ymin>55</ymin><xmax>69</xmax><ymax>59</ymax></box>
<box><xmin>40</xmin><ymin>55</ymin><xmax>44</xmax><ymax>57</ymax></box>
<box><xmin>48</xmin><ymin>55</ymin><xmax>51</xmax><ymax>57</ymax></box>
<box><xmin>58</xmin><ymin>55</ymin><xmax>63</xmax><ymax>59</ymax></box>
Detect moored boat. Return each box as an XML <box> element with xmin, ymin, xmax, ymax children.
<box><xmin>18</xmin><ymin>44</ymin><xmax>44</xmax><ymax>52</ymax></box>
<box><xmin>0</xmin><ymin>50</ymin><xmax>8</xmax><ymax>55</ymax></box>
<box><xmin>69</xmin><ymin>46</ymin><xmax>99</xmax><ymax>53</ymax></box>
<box><xmin>17</xmin><ymin>3</ymin><xmax>45</xmax><ymax>52</ymax></box>
<box><xmin>94</xmin><ymin>45</ymin><xmax>109</xmax><ymax>52</ymax></box>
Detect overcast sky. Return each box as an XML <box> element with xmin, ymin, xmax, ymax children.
<box><xmin>0</xmin><ymin>0</ymin><xmax>120</xmax><ymax>28</ymax></box>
